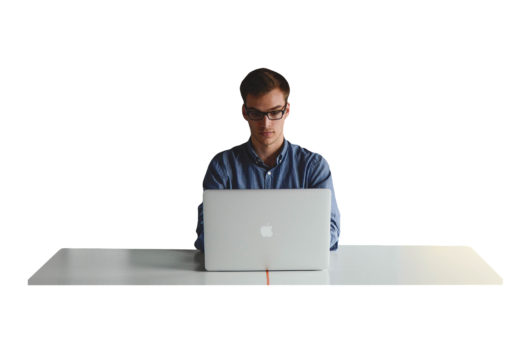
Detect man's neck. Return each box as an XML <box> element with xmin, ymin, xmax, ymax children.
<box><xmin>251</xmin><ymin>136</ymin><xmax>284</xmax><ymax>167</ymax></box>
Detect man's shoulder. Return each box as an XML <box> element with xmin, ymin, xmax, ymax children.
<box><xmin>288</xmin><ymin>141</ymin><xmax>319</xmax><ymax>155</ymax></box>
<box><xmin>209</xmin><ymin>141</ymin><xmax>249</xmax><ymax>165</ymax></box>
<box><xmin>287</xmin><ymin>141</ymin><xmax>326</xmax><ymax>165</ymax></box>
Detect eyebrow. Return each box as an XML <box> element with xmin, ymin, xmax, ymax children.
<box><xmin>247</xmin><ymin>105</ymin><xmax>284</xmax><ymax>111</ymax></box>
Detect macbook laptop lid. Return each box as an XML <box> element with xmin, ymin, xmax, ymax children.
<box><xmin>203</xmin><ymin>189</ymin><xmax>331</xmax><ymax>271</ymax></box>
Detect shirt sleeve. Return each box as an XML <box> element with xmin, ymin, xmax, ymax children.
<box><xmin>308</xmin><ymin>155</ymin><xmax>341</xmax><ymax>250</ymax></box>
<box><xmin>194</xmin><ymin>156</ymin><xmax>227</xmax><ymax>252</ymax></box>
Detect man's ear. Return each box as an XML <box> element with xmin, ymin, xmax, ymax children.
<box><xmin>284</xmin><ymin>102</ymin><xmax>290</xmax><ymax>120</ymax></box>
<box><xmin>242</xmin><ymin>104</ymin><xmax>248</xmax><ymax>121</ymax></box>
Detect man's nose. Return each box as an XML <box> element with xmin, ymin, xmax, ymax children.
<box><xmin>262</xmin><ymin>114</ymin><xmax>272</xmax><ymax>127</ymax></box>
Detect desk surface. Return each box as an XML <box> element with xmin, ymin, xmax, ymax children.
<box><xmin>28</xmin><ymin>245</ymin><xmax>503</xmax><ymax>285</ymax></box>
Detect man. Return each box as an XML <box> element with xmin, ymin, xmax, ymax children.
<box><xmin>194</xmin><ymin>68</ymin><xmax>340</xmax><ymax>251</ymax></box>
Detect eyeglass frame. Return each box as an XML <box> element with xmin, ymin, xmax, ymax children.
<box><xmin>243</xmin><ymin>102</ymin><xmax>288</xmax><ymax>121</ymax></box>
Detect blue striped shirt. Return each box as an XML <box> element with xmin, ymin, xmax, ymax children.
<box><xmin>195</xmin><ymin>139</ymin><xmax>340</xmax><ymax>251</ymax></box>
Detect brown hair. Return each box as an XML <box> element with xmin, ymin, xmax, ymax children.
<box><xmin>240</xmin><ymin>68</ymin><xmax>290</xmax><ymax>104</ymax></box>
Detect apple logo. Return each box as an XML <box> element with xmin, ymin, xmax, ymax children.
<box><xmin>260</xmin><ymin>223</ymin><xmax>274</xmax><ymax>238</ymax></box>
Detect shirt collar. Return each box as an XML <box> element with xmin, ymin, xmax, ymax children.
<box><xmin>246</xmin><ymin>138</ymin><xmax>289</xmax><ymax>166</ymax></box>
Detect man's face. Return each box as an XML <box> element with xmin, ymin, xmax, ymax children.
<box><xmin>242</xmin><ymin>88</ymin><xmax>290</xmax><ymax>149</ymax></box>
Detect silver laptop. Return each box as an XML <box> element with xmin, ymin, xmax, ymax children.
<box><xmin>203</xmin><ymin>189</ymin><xmax>331</xmax><ymax>271</ymax></box>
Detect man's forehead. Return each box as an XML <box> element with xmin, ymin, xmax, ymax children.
<box><xmin>245</xmin><ymin>89</ymin><xmax>286</xmax><ymax>110</ymax></box>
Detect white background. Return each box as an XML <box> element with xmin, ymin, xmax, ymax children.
<box><xmin>1</xmin><ymin>0</ymin><xmax>529</xmax><ymax>352</ymax></box>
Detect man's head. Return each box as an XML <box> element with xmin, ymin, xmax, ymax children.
<box><xmin>240</xmin><ymin>68</ymin><xmax>290</xmax><ymax>151</ymax></box>
<box><xmin>240</xmin><ymin>68</ymin><xmax>290</xmax><ymax>104</ymax></box>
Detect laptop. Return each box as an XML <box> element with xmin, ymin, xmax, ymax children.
<box><xmin>203</xmin><ymin>189</ymin><xmax>331</xmax><ymax>271</ymax></box>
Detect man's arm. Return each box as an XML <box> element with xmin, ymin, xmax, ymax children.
<box><xmin>195</xmin><ymin>156</ymin><xmax>227</xmax><ymax>252</ymax></box>
<box><xmin>308</xmin><ymin>155</ymin><xmax>341</xmax><ymax>250</ymax></box>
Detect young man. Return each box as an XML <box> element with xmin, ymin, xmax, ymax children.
<box><xmin>194</xmin><ymin>68</ymin><xmax>340</xmax><ymax>251</ymax></box>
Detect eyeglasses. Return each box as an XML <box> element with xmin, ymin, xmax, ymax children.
<box><xmin>244</xmin><ymin>102</ymin><xmax>288</xmax><ymax>121</ymax></box>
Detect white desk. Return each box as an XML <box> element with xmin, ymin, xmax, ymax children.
<box><xmin>28</xmin><ymin>245</ymin><xmax>502</xmax><ymax>285</ymax></box>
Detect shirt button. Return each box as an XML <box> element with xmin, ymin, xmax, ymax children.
<box><xmin>267</xmin><ymin>171</ymin><xmax>271</xmax><ymax>176</ymax></box>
